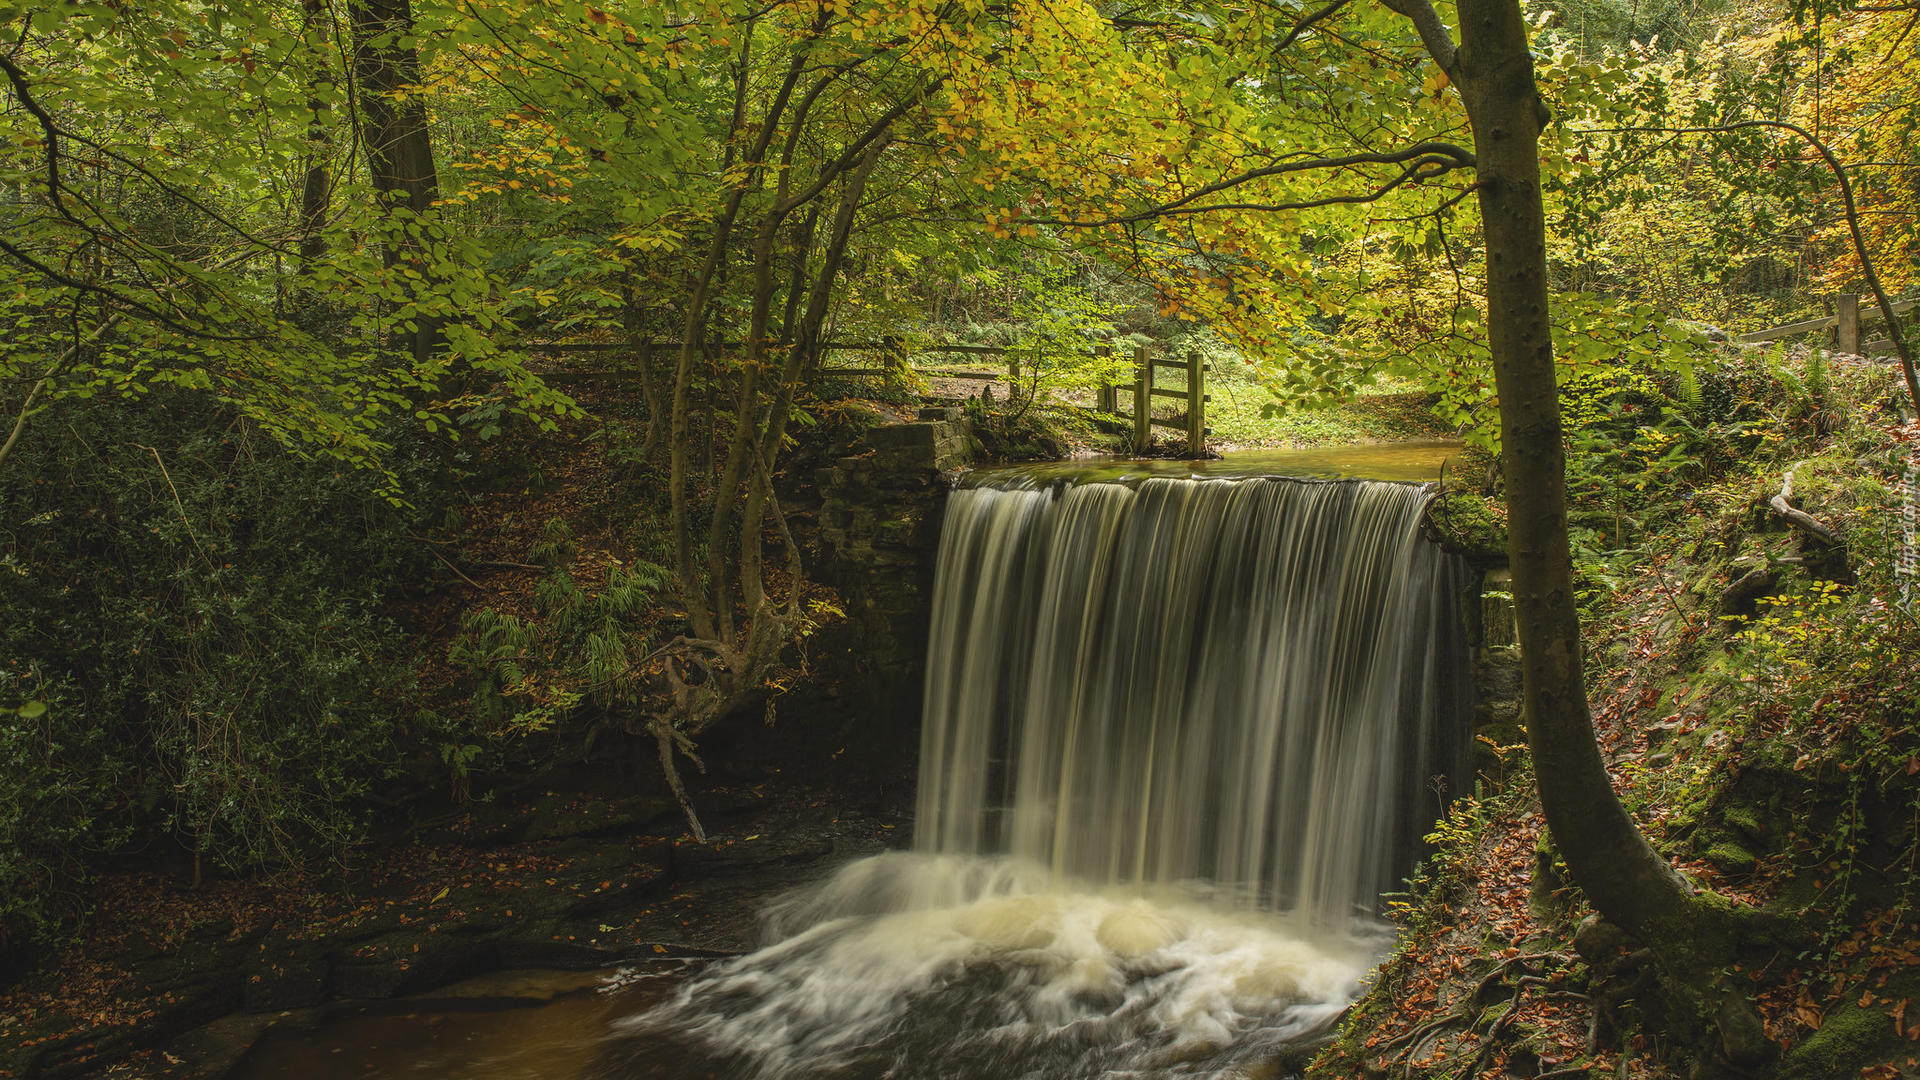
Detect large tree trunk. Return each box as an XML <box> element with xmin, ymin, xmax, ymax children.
<box><xmin>1439</xmin><ymin>2</ymin><xmax>1772</xmax><ymax>1064</ymax></box>
<box><xmin>348</xmin><ymin>0</ymin><xmax>440</xmax><ymax>365</ymax></box>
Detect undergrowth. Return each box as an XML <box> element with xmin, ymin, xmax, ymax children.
<box><xmin>1317</xmin><ymin>344</ymin><xmax>1920</xmax><ymax>1080</ymax></box>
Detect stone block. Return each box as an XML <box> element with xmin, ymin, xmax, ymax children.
<box><xmin>865</xmin><ymin>422</ymin><xmax>939</xmax><ymax>450</ymax></box>
<box><xmin>1480</xmin><ymin>569</ymin><xmax>1516</xmax><ymax>649</ymax></box>
<box><xmin>871</xmin><ymin>446</ymin><xmax>936</xmax><ymax>471</ymax></box>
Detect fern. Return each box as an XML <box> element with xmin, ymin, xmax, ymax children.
<box><xmin>449</xmin><ymin>520</ymin><xmax>669</xmax><ymax>738</ymax></box>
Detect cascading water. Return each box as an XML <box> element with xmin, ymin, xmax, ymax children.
<box><xmin>608</xmin><ymin>474</ymin><xmax>1472</xmax><ymax>1080</ymax></box>
<box><xmin>918</xmin><ymin>477</ymin><xmax>1470</xmax><ymax>925</ymax></box>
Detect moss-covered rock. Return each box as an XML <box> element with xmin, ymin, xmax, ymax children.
<box><xmin>1777</xmin><ymin>1003</ymin><xmax>1893</xmax><ymax>1080</ymax></box>
<box><xmin>1424</xmin><ymin>489</ymin><xmax>1509</xmax><ymax>560</ymax></box>
<box><xmin>1703</xmin><ymin>840</ymin><xmax>1758</xmax><ymax>877</ymax></box>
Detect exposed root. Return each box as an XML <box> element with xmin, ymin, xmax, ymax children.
<box><xmin>650</xmin><ymin>716</ymin><xmax>707</xmax><ymax>843</ymax></box>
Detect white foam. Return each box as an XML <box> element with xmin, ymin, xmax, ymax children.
<box><xmin>620</xmin><ymin>853</ymin><xmax>1384</xmax><ymax>1079</ymax></box>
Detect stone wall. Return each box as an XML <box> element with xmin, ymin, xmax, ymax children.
<box><xmin>811</xmin><ymin>407</ymin><xmax>973</xmax><ymax>773</ymax></box>
<box><xmin>1471</xmin><ymin>566</ymin><xmax>1526</xmax><ymax>779</ymax></box>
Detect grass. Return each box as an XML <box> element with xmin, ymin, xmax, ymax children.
<box><xmin>1149</xmin><ymin>354</ymin><xmax>1453</xmax><ymax>449</ymax></box>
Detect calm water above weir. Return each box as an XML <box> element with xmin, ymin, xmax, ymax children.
<box><xmin>972</xmin><ymin>439</ymin><xmax>1463</xmax><ymax>488</ymax></box>
<box><xmin>234</xmin><ymin>443</ymin><xmax>1470</xmax><ymax>1080</ymax></box>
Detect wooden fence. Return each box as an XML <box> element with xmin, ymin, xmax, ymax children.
<box><xmin>1738</xmin><ymin>293</ymin><xmax>1916</xmax><ymax>355</ymax></box>
<box><xmin>526</xmin><ymin>338</ymin><xmax>1209</xmax><ymax>457</ymax></box>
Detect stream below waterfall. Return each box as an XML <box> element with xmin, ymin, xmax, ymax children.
<box><xmin>232</xmin><ymin>442</ymin><xmax>1469</xmax><ymax>1080</ymax></box>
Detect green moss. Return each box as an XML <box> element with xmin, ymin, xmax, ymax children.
<box><xmin>1720</xmin><ymin>803</ymin><xmax>1768</xmax><ymax>842</ymax></box>
<box><xmin>1777</xmin><ymin>1005</ymin><xmax>1893</xmax><ymax>1080</ymax></box>
<box><xmin>1703</xmin><ymin>840</ymin><xmax>1758</xmax><ymax>876</ymax></box>
<box><xmin>1427</xmin><ymin>490</ymin><xmax>1509</xmax><ymax>559</ymax></box>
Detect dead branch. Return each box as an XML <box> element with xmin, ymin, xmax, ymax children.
<box><xmin>1768</xmin><ymin>468</ymin><xmax>1844</xmax><ymax>547</ymax></box>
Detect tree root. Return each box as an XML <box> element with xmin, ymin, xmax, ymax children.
<box><xmin>1376</xmin><ymin>952</ymin><xmax>1580</xmax><ymax>1077</ymax></box>
<box><xmin>650</xmin><ymin>716</ymin><xmax>707</xmax><ymax>842</ymax></box>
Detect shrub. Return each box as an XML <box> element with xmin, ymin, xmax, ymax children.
<box><xmin>0</xmin><ymin>393</ymin><xmax>432</xmax><ymax>950</ymax></box>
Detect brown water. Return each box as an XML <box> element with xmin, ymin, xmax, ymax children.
<box><xmin>235</xmin><ymin>968</ymin><xmax>678</xmax><ymax>1080</ymax></box>
<box><xmin>967</xmin><ymin>439</ymin><xmax>1463</xmax><ymax>488</ymax></box>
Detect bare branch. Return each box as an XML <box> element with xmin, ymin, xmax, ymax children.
<box><xmin>1276</xmin><ymin>0</ymin><xmax>1352</xmax><ymax>50</ymax></box>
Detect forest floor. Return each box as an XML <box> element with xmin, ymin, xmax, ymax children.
<box><xmin>0</xmin><ymin>767</ymin><xmax>911</xmax><ymax>1080</ymax></box>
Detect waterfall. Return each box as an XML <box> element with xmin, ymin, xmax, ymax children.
<box><xmin>611</xmin><ymin>473</ymin><xmax>1472</xmax><ymax>1080</ymax></box>
<box><xmin>917</xmin><ymin>476</ymin><xmax>1471</xmax><ymax>927</ymax></box>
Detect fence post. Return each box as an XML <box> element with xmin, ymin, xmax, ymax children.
<box><xmin>1187</xmin><ymin>349</ymin><xmax>1205</xmax><ymax>456</ymax></box>
<box><xmin>1095</xmin><ymin>344</ymin><xmax>1115</xmax><ymax>413</ymax></box>
<box><xmin>1133</xmin><ymin>343</ymin><xmax>1151</xmax><ymax>454</ymax></box>
<box><xmin>1836</xmin><ymin>293</ymin><xmax>1861</xmax><ymax>354</ymax></box>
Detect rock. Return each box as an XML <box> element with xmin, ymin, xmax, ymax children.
<box><xmin>1720</xmin><ymin>566</ymin><xmax>1777</xmax><ymax>620</ymax></box>
<box><xmin>1572</xmin><ymin>914</ymin><xmax>1629</xmax><ymax>964</ymax></box>
<box><xmin>1776</xmin><ymin>1003</ymin><xmax>1891</xmax><ymax>1078</ymax></box>
<box><xmin>330</xmin><ymin>931</ymin><xmax>499</xmax><ymax>999</ymax></box>
<box><xmin>1704</xmin><ymin>840</ymin><xmax>1758</xmax><ymax>876</ymax></box>
<box><xmin>1479</xmin><ymin>569</ymin><xmax>1517</xmax><ymax>649</ymax></box>
<box><xmin>1715</xmin><ymin>990</ymin><xmax>1773</xmax><ymax>1067</ymax></box>
<box><xmin>242</xmin><ymin>941</ymin><xmax>331</xmax><ymax>1011</ymax></box>
<box><xmin>1720</xmin><ymin>803</ymin><xmax>1769</xmax><ymax>843</ymax></box>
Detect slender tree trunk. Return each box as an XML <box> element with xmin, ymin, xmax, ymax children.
<box><xmin>740</xmin><ymin>138</ymin><xmax>890</xmax><ymax>605</ymax></box>
<box><xmin>1449</xmin><ymin>0</ymin><xmax>1703</xmax><ymax>939</ymax></box>
<box><xmin>667</xmin><ymin>49</ymin><xmax>810</xmax><ymax>640</ymax></box>
<box><xmin>1371</xmin><ymin>2</ymin><xmax>1777</xmax><ymax>1060</ymax></box>
<box><xmin>739</xmin><ymin>209</ymin><xmax>821</xmax><ymax>611</ymax></box>
<box><xmin>622</xmin><ymin>286</ymin><xmax>665</xmax><ymax>461</ymax></box>
<box><xmin>704</xmin><ymin>209</ymin><xmax>786</xmax><ymax>641</ymax></box>
<box><xmin>297</xmin><ymin>0</ymin><xmax>334</xmax><ymax>271</ymax></box>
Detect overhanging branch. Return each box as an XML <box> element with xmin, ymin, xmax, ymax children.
<box><xmin>1016</xmin><ymin>142</ymin><xmax>1475</xmax><ymax>227</ymax></box>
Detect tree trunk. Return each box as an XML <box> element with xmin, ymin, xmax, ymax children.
<box><xmin>1449</xmin><ymin>0</ymin><xmax>1706</xmax><ymax>943</ymax></box>
<box><xmin>621</xmin><ymin>286</ymin><xmax>665</xmax><ymax>462</ymax></box>
<box><xmin>1381</xmin><ymin>2</ymin><xmax>1777</xmax><ymax>1064</ymax></box>
<box><xmin>297</xmin><ymin>0</ymin><xmax>333</xmax><ymax>272</ymax></box>
<box><xmin>348</xmin><ymin>0</ymin><xmax>440</xmax><ymax>365</ymax></box>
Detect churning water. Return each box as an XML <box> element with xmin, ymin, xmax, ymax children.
<box><xmin>612</xmin><ymin>475</ymin><xmax>1472</xmax><ymax>1080</ymax></box>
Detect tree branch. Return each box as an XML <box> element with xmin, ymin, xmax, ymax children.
<box><xmin>1583</xmin><ymin>120</ymin><xmax>1919</xmax><ymax>413</ymax></box>
<box><xmin>1276</xmin><ymin>0</ymin><xmax>1352</xmax><ymax>50</ymax></box>
<box><xmin>0</xmin><ymin>314</ymin><xmax>123</xmax><ymax>473</ymax></box>
<box><xmin>1378</xmin><ymin>0</ymin><xmax>1458</xmax><ymax>71</ymax></box>
<box><xmin>1017</xmin><ymin>142</ymin><xmax>1474</xmax><ymax>227</ymax></box>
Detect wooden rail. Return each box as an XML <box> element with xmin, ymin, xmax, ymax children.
<box><xmin>1738</xmin><ymin>293</ymin><xmax>1915</xmax><ymax>354</ymax></box>
<box><xmin>528</xmin><ymin>336</ymin><xmax>1209</xmax><ymax>458</ymax></box>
